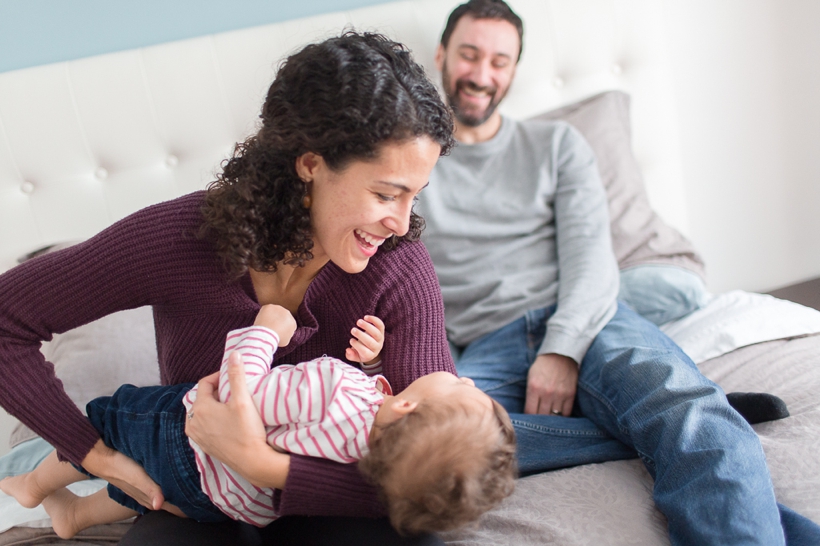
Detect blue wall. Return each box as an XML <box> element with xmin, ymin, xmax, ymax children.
<box><xmin>0</xmin><ymin>0</ymin><xmax>392</xmax><ymax>73</ymax></box>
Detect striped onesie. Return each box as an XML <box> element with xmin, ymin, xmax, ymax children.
<box><xmin>182</xmin><ymin>326</ymin><xmax>391</xmax><ymax>526</ymax></box>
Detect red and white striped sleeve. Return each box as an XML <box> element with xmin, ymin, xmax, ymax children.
<box><xmin>216</xmin><ymin>326</ymin><xmax>280</xmax><ymax>403</ymax></box>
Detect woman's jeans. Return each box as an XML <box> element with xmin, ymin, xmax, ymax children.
<box><xmin>453</xmin><ymin>303</ymin><xmax>820</xmax><ymax>546</ymax></box>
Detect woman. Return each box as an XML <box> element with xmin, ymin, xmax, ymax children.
<box><xmin>0</xmin><ymin>32</ymin><xmax>454</xmax><ymax>545</ymax></box>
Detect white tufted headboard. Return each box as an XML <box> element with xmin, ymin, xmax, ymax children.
<box><xmin>0</xmin><ymin>0</ymin><xmax>689</xmax><ymax>274</ymax></box>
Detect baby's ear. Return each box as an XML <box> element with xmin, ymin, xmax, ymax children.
<box><xmin>390</xmin><ymin>398</ymin><xmax>419</xmax><ymax>416</ymax></box>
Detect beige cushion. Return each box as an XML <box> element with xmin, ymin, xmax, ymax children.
<box><xmin>530</xmin><ymin>91</ymin><xmax>705</xmax><ymax>278</ymax></box>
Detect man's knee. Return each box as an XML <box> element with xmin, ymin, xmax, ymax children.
<box><xmin>618</xmin><ymin>265</ymin><xmax>710</xmax><ymax>326</ymax></box>
<box><xmin>580</xmin><ymin>341</ymin><xmax>718</xmax><ymax>418</ymax></box>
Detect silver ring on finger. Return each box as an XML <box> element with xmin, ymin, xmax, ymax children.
<box><xmin>551</xmin><ymin>409</ymin><xmax>562</xmax><ymax>415</ymax></box>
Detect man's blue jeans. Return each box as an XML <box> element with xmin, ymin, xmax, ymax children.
<box><xmin>453</xmin><ymin>303</ymin><xmax>820</xmax><ymax>546</ymax></box>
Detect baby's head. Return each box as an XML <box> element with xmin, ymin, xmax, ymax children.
<box><xmin>360</xmin><ymin>372</ymin><xmax>516</xmax><ymax>535</ymax></box>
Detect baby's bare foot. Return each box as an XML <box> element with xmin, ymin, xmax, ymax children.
<box><xmin>0</xmin><ymin>473</ymin><xmax>49</xmax><ymax>508</ymax></box>
<box><xmin>42</xmin><ymin>488</ymin><xmax>82</xmax><ymax>539</ymax></box>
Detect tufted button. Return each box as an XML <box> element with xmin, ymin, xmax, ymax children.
<box><xmin>611</xmin><ymin>63</ymin><xmax>623</xmax><ymax>76</ymax></box>
<box><xmin>20</xmin><ymin>181</ymin><xmax>35</xmax><ymax>194</ymax></box>
<box><xmin>551</xmin><ymin>76</ymin><xmax>565</xmax><ymax>89</ymax></box>
<box><xmin>165</xmin><ymin>154</ymin><xmax>179</xmax><ymax>168</ymax></box>
<box><xmin>95</xmin><ymin>167</ymin><xmax>109</xmax><ymax>180</ymax></box>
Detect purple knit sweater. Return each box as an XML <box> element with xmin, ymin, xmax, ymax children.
<box><xmin>0</xmin><ymin>191</ymin><xmax>454</xmax><ymax>517</ymax></box>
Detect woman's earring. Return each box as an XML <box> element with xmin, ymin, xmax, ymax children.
<box><xmin>302</xmin><ymin>178</ymin><xmax>313</xmax><ymax>209</ymax></box>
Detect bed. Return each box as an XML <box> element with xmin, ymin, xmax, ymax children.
<box><xmin>2</xmin><ymin>0</ymin><xmax>819</xmax><ymax>544</ymax></box>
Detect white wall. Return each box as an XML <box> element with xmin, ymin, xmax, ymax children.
<box><xmin>665</xmin><ymin>0</ymin><xmax>820</xmax><ymax>293</ymax></box>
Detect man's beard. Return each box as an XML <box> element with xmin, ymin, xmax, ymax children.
<box><xmin>441</xmin><ymin>61</ymin><xmax>507</xmax><ymax>127</ymax></box>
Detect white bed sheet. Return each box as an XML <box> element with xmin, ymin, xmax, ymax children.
<box><xmin>661</xmin><ymin>290</ymin><xmax>820</xmax><ymax>363</ymax></box>
<box><xmin>0</xmin><ymin>480</ymin><xmax>108</xmax><ymax>534</ymax></box>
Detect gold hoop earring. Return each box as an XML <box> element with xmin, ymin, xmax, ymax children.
<box><xmin>302</xmin><ymin>194</ymin><xmax>312</xmax><ymax>209</ymax></box>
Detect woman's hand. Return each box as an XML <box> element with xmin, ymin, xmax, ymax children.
<box><xmin>81</xmin><ymin>440</ymin><xmax>164</xmax><ymax>511</ymax></box>
<box><xmin>185</xmin><ymin>352</ymin><xmax>291</xmax><ymax>489</ymax></box>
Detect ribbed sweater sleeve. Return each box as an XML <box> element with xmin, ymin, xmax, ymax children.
<box><xmin>274</xmin><ymin>240</ymin><xmax>455</xmax><ymax>517</ymax></box>
<box><xmin>0</xmin><ymin>196</ymin><xmax>208</xmax><ymax>464</ymax></box>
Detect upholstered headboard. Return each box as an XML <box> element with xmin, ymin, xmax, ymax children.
<box><xmin>0</xmin><ymin>0</ymin><xmax>689</xmax><ymax>273</ymax></box>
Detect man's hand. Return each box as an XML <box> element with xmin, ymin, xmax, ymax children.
<box><xmin>524</xmin><ymin>353</ymin><xmax>579</xmax><ymax>417</ymax></box>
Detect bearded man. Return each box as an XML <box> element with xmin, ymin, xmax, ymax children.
<box><xmin>415</xmin><ymin>1</ymin><xmax>820</xmax><ymax>544</ymax></box>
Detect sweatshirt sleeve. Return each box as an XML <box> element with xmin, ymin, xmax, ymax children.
<box><xmin>274</xmin><ymin>241</ymin><xmax>455</xmax><ymax>517</ymax></box>
<box><xmin>538</xmin><ymin>125</ymin><xmax>619</xmax><ymax>363</ymax></box>
<box><xmin>0</xmin><ymin>200</ymin><xmax>193</xmax><ymax>464</ymax></box>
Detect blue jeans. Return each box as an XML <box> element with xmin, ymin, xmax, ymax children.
<box><xmin>453</xmin><ymin>303</ymin><xmax>820</xmax><ymax>546</ymax></box>
<box><xmin>84</xmin><ymin>383</ymin><xmax>229</xmax><ymax>523</ymax></box>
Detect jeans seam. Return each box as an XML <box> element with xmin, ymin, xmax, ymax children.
<box><xmin>163</xmin><ymin>413</ymin><xmax>215</xmax><ymax>518</ymax></box>
<box><xmin>511</xmin><ymin>419</ymin><xmax>612</xmax><ymax>438</ymax></box>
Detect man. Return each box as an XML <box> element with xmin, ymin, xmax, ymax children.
<box><xmin>415</xmin><ymin>1</ymin><xmax>820</xmax><ymax>544</ymax></box>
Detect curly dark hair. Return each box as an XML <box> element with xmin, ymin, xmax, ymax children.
<box><xmin>441</xmin><ymin>0</ymin><xmax>524</xmax><ymax>62</ymax></box>
<box><xmin>359</xmin><ymin>397</ymin><xmax>517</xmax><ymax>535</ymax></box>
<box><xmin>200</xmin><ymin>31</ymin><xmax>455</xmax><ymax>279</ymax></box>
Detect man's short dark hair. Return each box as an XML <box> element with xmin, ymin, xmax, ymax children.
<box><xmin>440</xmin><ymin>0</ymin><xmax>524</xmax><ymax>62</ymax></box>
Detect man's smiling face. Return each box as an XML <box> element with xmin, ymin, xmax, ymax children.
<box><xmin>436</xmin><ymin>16</ymin><xmax>520</xmax><ymax>128</ymax></box>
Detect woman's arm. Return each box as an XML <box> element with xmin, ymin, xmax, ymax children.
<box><xmin>374</xmin><ymin>243</ymin><xmax>456</xmax><ymax>392</ymax></box>
<box><xmin>81</xmin><ymin>440</ymin><xmax>166</xmax><ymax>510</ymax></box>
<box><xmin>0</xmin><ymin>226</ymin><xmax>166</xmax><ymax>464</ymax></box>
<box><xmin>0</xmin><ymin>235</ymin><xmax>172</xmax><ymax>511</ymax></box>
<box><xmin>0</xmin><ymin>195</ymin><xmax>208</xmax><ymax>508</ymax></box>
<box><xmin>187</xmin><ymin>366</ymin><xmax>383</xmax><ymax>515</ymax></box>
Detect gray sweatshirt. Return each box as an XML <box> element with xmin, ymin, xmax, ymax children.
<box><xmin>417</xmin><ymin>117</ymin><xmax>618</xmax><ymax>363</ymax></box>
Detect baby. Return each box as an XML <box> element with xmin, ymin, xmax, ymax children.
<box><xmin>1</xmin><ymin>304</ymin><xmax>516</xmax><ymax>537</ymax></box>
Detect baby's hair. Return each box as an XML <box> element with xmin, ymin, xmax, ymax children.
<box><xmin>359</xmin><ymin>396</ymin><xmax>516</xmax><ymax>534</ymax></box>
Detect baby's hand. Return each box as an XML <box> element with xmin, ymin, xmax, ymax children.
<box><xmin>254</xmin><ymin>304</ymin><xmax>297</xmax><ymax>346</ymax></box>
<box><xmin>346</xmin><ymin>315</ymin><xmax>385</xmax><ymax>365</ymax></box>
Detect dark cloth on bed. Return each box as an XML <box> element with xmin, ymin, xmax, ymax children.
<box><xmin>119</xmin><ymin>510</ymin><xmax>445</xmax><ymax>546</ymax></box>
<box><xmin>0</xmin><ymin>191</ymin><xmax>454</xmax><ymax>519</ymax></box>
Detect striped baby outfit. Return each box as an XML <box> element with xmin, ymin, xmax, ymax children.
<box><xmin>182</xmin><ymin>325</ymin><xmax>389</xmax><ymax>526</ymax></box>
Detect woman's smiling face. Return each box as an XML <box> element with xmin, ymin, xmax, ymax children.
<box><xmin>296</xmin><ymin>137</ymin><xmax>441</xmax><ymax>274</ymax></box>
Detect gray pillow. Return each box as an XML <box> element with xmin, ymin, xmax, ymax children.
<box><xmin>530</xmin><ymin>91</ymin><xmax>705</xmax><ymax>278</ymax></box>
